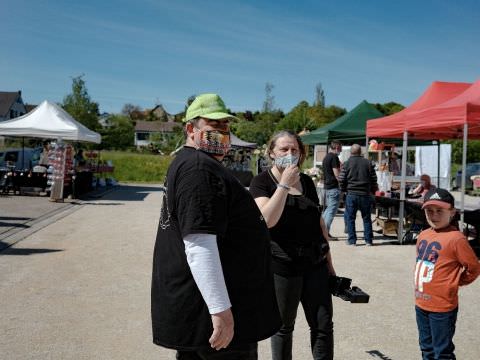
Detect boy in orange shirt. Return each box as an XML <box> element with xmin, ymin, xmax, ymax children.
<box><xmin>414</xmin><ymin>188</ymin><xmax>480</xmax><ymax>359</ymax></box>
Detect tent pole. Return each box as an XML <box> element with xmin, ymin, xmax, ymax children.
<box><xmin>398</xmin><ymin>131</ymin><xmax>408</xmax><ymax>243</ymax></box>
<box><xmin>365</xmin><ymin>136</ymin><xmax>369</xmax><ymax>159</ymax></box>
<box><xmin>22</xmin><ymin>137</ymin><xmax>25</xmax><ymax>169</ymax></box>
<box><xmin>460</xmin><ymin>123</ymin><xmax>468</xmax><ymax>231</ymax></box>
<box><xmin>437</xmin><ymin>140</ymin><xmax>441</xmax><ymax>187</ymax></box>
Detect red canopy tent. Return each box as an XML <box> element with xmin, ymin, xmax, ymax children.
<box><xmin>366</xmin><ymin>81</ymin><xmax>472</xmax><ymax>138</ymax></box>
<box><xmin>402</xmin><ymin>79</ymin><xmax>480</xmax><ymax>229</ymax></box>
<box><xmin>405</xmin><ymin>79</ymin><xmax>480</xmax><ymax>139</ymax></box>
<box><xmin>366</xmin><ymin>80</ymin><xmax>476</xmax><ymax>242</ymax></box>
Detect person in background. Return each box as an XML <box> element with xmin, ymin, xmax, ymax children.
<box><xmin>322</xmin><ymin>141</ymin><xmax>342</xmax><ymax>239</ymax></box>
<box><xmin>151</xmin><ymin>93</ymin><xmax>280</xmax><ymax>359</ymax></box>
<box><xmin>257</xmin><ymin>154</ymin><xmax>269</xmax><ymax>174</ymax></box>
<box><xmin>39</xmin><ymin>141</ymin><xmax>50</xmax><ymax>167</ymax></box>
<box><xmin>388</xmin><ymin>152</ymin><xmax>401</xmax><ymax>175</ymax></box>
<box><xmin>339</xmin><ymin>144</ymin><xmax>378</xmax><ymax>246</ymax></box>
<box><xmin>249</xmin><ymin>130</ymin><xmax>335</xmax><ymax>360</ymax></box>
<box><xmin>414</xmin><ymin>188</ymin><xmax>480</xmax><ymax>359</ymax></box>
<box><xmin>412</xmin><ymin>174</ymin><xmax>436</xmax><ymax>197</ymax></box>
<box><xmin>74</xmin><ymin>149</ymin><xmax>86</xmax><ymax>167</ymax></box>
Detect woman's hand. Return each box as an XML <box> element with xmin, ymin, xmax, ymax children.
<box><xmin>279</xmin><ymin>164</ymin><xmax>300</xmax><ymax>188</ymax></box>
<box><xmin>412</xmin><ymin>184</ymin><xmax>422</xmax><ymax>195</ymax></box>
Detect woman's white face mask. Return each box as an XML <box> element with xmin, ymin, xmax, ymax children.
<box><xmin>271</xmin><ymin>135</ymin><xmax>300</xmax><ymax>168</ymax></box>
<box><xmin>274</xmin><ymin>154</ymin><xmax>299</xmax><ymax>168</ymax></box>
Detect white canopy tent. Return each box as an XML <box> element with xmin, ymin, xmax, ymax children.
<box><xmin>0</xmin><ymin>100</ymin><xmax>101</xmax><ymax>143</ymax></box>
<box><xmin>229</xmin><ymin>133</ymin><xmax>257</xmax><ymax>148</ymax></box>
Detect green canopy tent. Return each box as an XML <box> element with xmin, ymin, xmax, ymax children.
<box><xmin>301</xmin><ymin>100</ymin><xmax>383</xmax><ymax>145</ymax></box>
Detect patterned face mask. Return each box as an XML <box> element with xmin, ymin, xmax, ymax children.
<box><xmin>195</xmin><ymin>128</ymin><xmax>231</xmax><ymax>155</ymax></box>
<box><xmin>274</xmin><ymin>154</ymin><xmax>299</xmax><ymax>168</ymax></box>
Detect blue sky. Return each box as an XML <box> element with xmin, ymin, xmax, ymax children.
<box><xmin>2</xmin><ymin>0</ymin><xmax>479</xmax><ymax>115</ymax></box>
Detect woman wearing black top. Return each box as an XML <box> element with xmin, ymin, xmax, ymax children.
<box><xmin>249</xmin><ymin>130</ymin><xmax>335</xmax><ymax>360</ymax></box>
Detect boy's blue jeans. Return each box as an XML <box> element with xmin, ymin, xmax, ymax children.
<box><xmin>415</xmin><ymin>306</ymin><xmax>458</xmax><ymax>359</ymax></box>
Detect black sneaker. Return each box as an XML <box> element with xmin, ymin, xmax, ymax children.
<box><xmin>328</xmin><ymin>234</ymin><xmax>339</xmax><ymax>241</ymax></box>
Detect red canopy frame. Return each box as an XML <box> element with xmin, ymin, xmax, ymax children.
<box><xmin>366</xmin><ymin>81</ymin><xmax>471</xmax><ymax>139</ymax></box>
<box><xmin>404</xmin><ymin>80</ymin><xmax>480</xmax><ymax>140</ymax></box>
<box><xmin>366</xmin><ymin>80</ymin><xmax>479</xmax><ymax>241</ymax></box>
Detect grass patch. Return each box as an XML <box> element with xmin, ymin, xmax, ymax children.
<box><xmin>95</xmin><ymin>150</ymin><xmax>316</xmax><ymax>183</ymax></box>
<box><xmin>100</xmin><ymin>151</ymin><xmax>172</xmax><ymax>183</ymax></box>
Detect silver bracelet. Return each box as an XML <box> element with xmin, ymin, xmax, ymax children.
<box><xmin>277</xmin><ymin>183</ymin><xmax>290</xmax><ymax>190</ymax></box>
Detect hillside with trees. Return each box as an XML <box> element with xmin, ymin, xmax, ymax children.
<box><xmin>60</xmin><ymin>77</ymin><xmax>409</xmax><ymax>153</ymax></box>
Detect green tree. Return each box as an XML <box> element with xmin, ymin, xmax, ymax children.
<box><xmin>100</xmin><ymin>114</ymin><xmax>134</xmax><ymax>150</ymax></box>
<box><xmin>446</xmin><ymin>140</ymin><xmax>480</xmax><ymax>163</ymax></box>
<box><xmin>262</xmin><ymin>82</ymin><xmax>275</xmax><ymax>113</ymax></box>
<box><xmin>276</xmin><ymin>101</ymin><xmax>313</xmax><ymax>132</ymax></box>
<box><xmin>122</xmin><ymin>103</ymin><xmax>143</xmax><ymax>121</ymax></box>
<box><xmin>231</xmin><ymin>110</ymin><xmax>284</xmax><ymax>145</ymax></box>
<box><xmin>374</xmin><ymin>102</ymin><xmax>405</xmax><ymax>116</ymax></box>
<box><xmin>276</xmin><ymin>102</ymin><xmax>346</xmax><ymax>133</ymax></box>
<box><xmin>149</xmin><ymin>126</ymin><xmax>184</xmax><ymax>154</ymax></box>
<box><xmin>314</xmin><ymin>82</ymin><xmax>325</xmax><ymax>107</ymax></box>
<box><xmin>62</xmin><ymin>75</ymin><xmax>100</xmax><ymax>131</ymax></box>
<box><xmin>320</xmin><ymin>105</ymin><xmax>347</xmax><ymax>122</ymax></box>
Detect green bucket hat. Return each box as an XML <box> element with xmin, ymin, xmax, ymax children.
<box><xmin>184</xmin><ymin>93</ymin><xmax>238</xmax><ymax>123</ymax></box>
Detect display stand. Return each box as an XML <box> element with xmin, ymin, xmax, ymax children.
<box><xmin>370</xmin><ymin>146</ymin><xmax>397</xmax><ymax>236</ymax></box>
<box><xmin>47</xmin><ymin>143</ymin><xmax>73</xmax><ymax>201</ymax></box>
<box><xmin>368</xmin><ymin>150</ymin><xmax>389</xmax><ymax>171</ymax></box>
<box><xmin>82</xmin><ymin>151</ymin><xmax>114</xmax><ymax>190</ymax></box>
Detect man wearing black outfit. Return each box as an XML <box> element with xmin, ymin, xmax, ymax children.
<box><xmin>339</xmin><ymin>144</ymin><xmax>378</xmax><ymax>246</ymax></box>
<box><xmin>151</xmin><ymin>94</ymin><xmax>280</xmax><ymax>359</ymax></box>
<box><xmin>322</xmin><ymin>141</ymin><xmax>342</xmax><ymax>237</ymax></box>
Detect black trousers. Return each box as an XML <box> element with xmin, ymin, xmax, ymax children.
<box><xmin>176</xmin><ymin>343</ymin><xmax>257</xmax><ymax>360</ymax></box>
<box><xmin>271</xmin><ymin>263</ymin><xmax>334</xmax><ymax>360</ymax></box>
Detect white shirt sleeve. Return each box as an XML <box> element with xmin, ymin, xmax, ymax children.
<box><xmin>183</xmin><ymin>233</ymin><xmax>232</xmax><ymax>314</ymax></box>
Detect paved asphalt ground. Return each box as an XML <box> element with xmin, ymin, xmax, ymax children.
<box><xmin>1</xmin><ymin>185</ymin><xmax>479</xmax><ymax>359</ymax></box>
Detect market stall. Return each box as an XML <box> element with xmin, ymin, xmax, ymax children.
<box><xmin>0</xmin><ymin>146</ymin><xmax>46</xmax><ymax>194</ymax></box>
<box><xmin>302</xmin><ymin>100</ymin><xmax>384</xmax><ymax>145</ymax></box>
<box><xmin>402</xmin><ymin>79</ymin><xmax>480</xmax><ymax>227</ymax></box>
<box><xmin>301</xmin><ymin>101</ymin><xmax>384</xmax><ymax>169</ymax></box>
<box><xmin>73</xmin><ymin>150</ymin><xmax>114</xmax><ymax>196</ymax></box>
<box><xmin>0</xmin><ymin>100</ymin><xmax>101</xmax><ymax>200</ymax></box>
<box><xmin>464</xmin><ymin>209</ymin><xmax>480</xmax><ymax>258</ymax></box>
<box><xmin>366</xmin><ymin>80</ymin><xmax>480</xmax><ymax>242</ymax></box>
<box><xmin>367</xmin><ymin>81</ymin><xmax>471</xmax><ymax>139</ymax></box>
<box><xmin>222</xmin><ymin>133</ymin><xmax>257</xmax><ymax>186</ymax></box>
<box><xmin>374</xmin><ymin>194</ymin><xmax>479</xmax><ymax>257</ymax></box>
<box><xmin>0</xmin><ymin>166</ymin><xmax>47</xmax><ymax>195</ymax></box>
